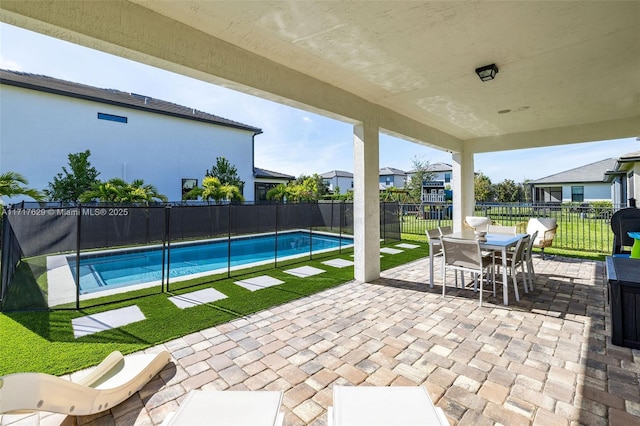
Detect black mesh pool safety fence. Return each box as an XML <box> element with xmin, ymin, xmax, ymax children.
<box><xmin>0</xmin><ymin>202</ymin><xmax>400</xmax><ymax>311</ymax></box>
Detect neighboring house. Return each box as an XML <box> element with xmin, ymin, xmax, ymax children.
<box><xmin>0</xmin><ymin>69</ymin><xmax>263</xmax><ymax>202</ymax></box>
<box><xmin>253</xmin><ymin>167</ymin><xmax>295</xmax><ymax>202</ymax></box>
<box><xmin>320</xmin><ymin>170</ymin><xmax>353</xmax><ymax>193</ymax></box>
<box><xmin>604</xmin><ymin>150</ymin><xmax>640</xmax><ymax>206</ymax></box>
<box><xmin>406</xmin><ymin>162</ymin><xmax>453</xmax><ymax>203</ymax></box>
<box><xmin>379</xmin><ymin>167</ymin><xmax>406</xmax><ymax>189</ymax></box>
<box><xmin>530</xmin><ymin>158</ymin><xmax>617</xmax><ymax>203</ymax></box>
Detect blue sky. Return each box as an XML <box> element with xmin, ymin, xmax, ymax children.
<box><xmin>1</xmin><ymin>23</ymin><xmax>637</xmax><ymax>183</ymax></box>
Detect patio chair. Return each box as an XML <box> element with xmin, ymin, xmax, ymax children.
<box><xmin>441</xmin><ymin>236</ymin><xmax>494</xmax><ymax>307</ymax></box>
<box><xmin>487</xmin><ymin>224</ymin><xmax>517</xmax><ymax>235</ymax></box>
<box><xmin>526</xmin><ymin>218</ymin><xmax>558</xmax><ymax>259</ymax></box>
<box><xmin>494</xmin><ymin>235</ymin><xmax>529</xmax><ymax>299</ymax></box>
<box><xmin>438</xmin><ymin>225</ymin><xmax>453</xmax><ymax>236</ymax></box>
<box><xmin>464</xmin><ymin>216</ymin><xmax>492</xmax><ymax>232</ymax></box>
<box><xmin>426</xmin><ymin>228</ymin><xmax>444</xmax><ymax>288</ymax></box>
<box><xmin>610</xmin><ymin>207</ymin><xmax>640</xmax><ymax>257</ymax></box>
<box><xmin>0</xmin><ymin>350</ymin><xmax>171</xmax><ymax>416</ymax></box>
<box><xmin>523</xmin><ymin>230</ymin><xmax>538</xmax><ymax>291</ymax></box>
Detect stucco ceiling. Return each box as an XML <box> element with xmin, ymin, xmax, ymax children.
<box><xmin>128</xmin><ymin>1</ymin><xmax>639</xmax><ymax>143</ymax></box>
<box><xmin>1</xmin><ymin>1</ymin><xmax>639</xmax><ymax>152</ymax></box>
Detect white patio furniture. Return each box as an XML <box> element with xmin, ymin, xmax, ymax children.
<box><xmin>441</xmin><ymin>236</ymin><xmax>495</xmax><ymax>307</ymax></box>
<box><xmin>526</xmin><ymin>218</ymin><xmax>558</xmax><ymax>258</ymax></box>
<box><xmin>463</xmin><ymin>216</ymin><xmax>492</xmax><ymax>232</ymax></box>
<box><xmin>0</xmin><ymin>350</ymin><xmax>171</xmax><ymax>416</ymax></box>
<box><xmin>162</xmin><ymin>390</ymin><xmax>284</xmax><ymax>426</ymax></box>
<box><xmin>327</xmin><ymin>385</ymin><xmax>449</xmax><ymax>426</ymax></box>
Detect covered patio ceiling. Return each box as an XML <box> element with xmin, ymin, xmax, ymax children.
<box><xmin>1</xmin><ymin>1</ymin><xmax>639</xmax><ymax>282</ymax></box>
<box><xmin>1</xmin><ymin>1</ymin><xmax>638</xmax><ymax>153</ymax></box>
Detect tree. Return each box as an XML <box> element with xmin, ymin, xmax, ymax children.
<box><xmin>79</xmin><ymin>178</ymin><xmax>168</xmax><ymax>204</ymax></box>
<box><xmin>266</xmin><ymin>184</ymin><xmax>288</xmax><ymax>202</ymax></box>
<box><xmin>0</xmin><ymin>171</ymin><xmax>44</xmax><ymax>202</ymax></box>
<box><xmin>474</xmin><ymin>172</ymin><xmax>494</xmax><ymax>202</ymax></box>
<box><xmin>184</xmin><ymin>176</ymin><xmax>244</xmax><ymax>203</ymax></box>
<box><xmin>406</xmin><ymin>156</ymin><xmax>436</xmax><ymax>203</ymax></box>
<box><xmin>265</xmin><ymin>175</ymin><xmax>327</xmax><ymax>202</ymax></box>
<box><xmin>45</xmin><ymin>150</ymin><xmax>100</xmax><ymax>202</ymax></box>
<box><xmin>206</xmin><ymin>157</ymin><xmax>244</xmax><ymax>193</ymax></box>
<box><xmin>495</xmin><ymin>179</ymin><xmax>521</xmax><ymax>202</ymax></box>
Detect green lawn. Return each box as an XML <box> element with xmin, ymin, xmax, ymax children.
<box><xmin>0</xmin><ymin>240</ymin><xmax>428</xmax><ymax>377</ymax></box>
<box><xmin>401</xmin><ymin>212</ymin><xmax>614</xmax><ymax>255</ymax></box>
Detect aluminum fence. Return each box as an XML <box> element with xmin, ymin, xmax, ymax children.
<box><xmin>400</xmin><ymin>202</ymin><xmax>627</xmax><ymax>254</ymax></box>
<box><xmin>0</xmin><ymin>202</ymin><xmax>400</xmax><ymax>312</ymax></box>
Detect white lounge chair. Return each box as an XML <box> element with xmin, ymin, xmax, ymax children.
<box><xmin>0</xmin><ymin>350</ymin><xmax>171</xmax><ymax>416</ymax></box>
<box><xmin>328</xmin><ymin>385</ymin><xmax>450</xmax><ymax>425</ymax></box>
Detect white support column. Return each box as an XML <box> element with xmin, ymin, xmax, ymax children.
<box><xmin>452</xmin><ymin>150</ymin><xmax>475</xmax><ymax>232</ymax></box>
<box><xmin>353</xmin><ymin>121</ymin><xmax>380</xmax><ymax>282</ymax></box>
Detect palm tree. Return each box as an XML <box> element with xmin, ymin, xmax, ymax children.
<box><xmin>266</xmin><ymin>184</ymin><xmax>289</xmax><ymax>202</ymax></box>
<box><xmin>128</xmin><ymin>179</ymin><xmax>168</xmax><ymax>203</ymax></box>
<box><xmin>79</xmin><ymin>178</ymin><xmax>167</xmax><ymax>204</ymax></box>
<box><xmin>0</xmin><ymin>171</ymin><xmax>44</xmax><ymax>202</ymax></box>
<box><xmin>184</xmin><ymin>176</ymin><xmax>243</xmax><ymax>204</ymax></box>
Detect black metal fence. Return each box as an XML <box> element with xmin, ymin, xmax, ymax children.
<box><xmin>0</xmin><ymin>202</ymin><xmax>400</xmax><ymax>312</ymax></box>
<box><xmin>400</xmin><ymin>202</ymin><xmax>627</xmax><ymax>254</ymax></box>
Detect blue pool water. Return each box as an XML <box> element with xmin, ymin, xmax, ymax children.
<box><xmin>69</xmin><ymin>231</ymin><xmax>352</xmax><ymax>294</ymax></box>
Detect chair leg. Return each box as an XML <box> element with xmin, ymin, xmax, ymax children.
<box><xmin>511</xmin><ymin>266</ymin><xmax>520</xmax><ymax>302</ymax></box>
<box><xmin>527</xmin><ymin>258</ymin><xmax>535</xmax><ymax>290</ymax></box>
<box><xmin>520</xmin><ymin>264</ymin><xmax>528</xmax><ymax>294</ymax></box>
<box><xmin>479</xmin><ymin>275</ymin><xmax>483</xmax><ymax>307</ymax></box>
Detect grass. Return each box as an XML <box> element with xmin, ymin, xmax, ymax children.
<box><xmin>0</xmin><ymin>240</ymin><xmax>428</xmax><ymax>377</ymax></box>
<box><xmin>400</xmin><ymin>213</ymin><xmax>614</xmax><ymax>254</ymax></box>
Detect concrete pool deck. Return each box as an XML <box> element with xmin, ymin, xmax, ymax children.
<box><xmin>4</xmin><ymin>254</ymin><xmax>640</xmax><ymax>425</ymax></box>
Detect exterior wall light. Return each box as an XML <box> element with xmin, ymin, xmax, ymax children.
<box><xmin>475</xmin><ymin>64</ymin><xmax>498</xmax><ymax>81</ymax></box>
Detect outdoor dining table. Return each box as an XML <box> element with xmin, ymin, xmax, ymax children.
<box><xmin>429</xmin><ymin>230</ymin><xmax>528</xmax><ymax>306</ymax></box>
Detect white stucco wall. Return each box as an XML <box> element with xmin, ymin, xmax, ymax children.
<box><xmin>0</xmin><ymin>85</ymin><xmax>257</xmax><ymax>203</ymax></box>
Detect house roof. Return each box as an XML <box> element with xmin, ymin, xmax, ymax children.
<box><xmin>320</xmin><ymin>170</ymin><xmax>353</xmax><ymax>179</ymax></box>
<box><xmin>603</xmin><ymin>150</ymin><xmax>640</xmax><ymax>182</ymax></box>
<box><xmin>0</xmin><ymin>69</ymin><xmax>263</xmax><ymax>134</ymax></box>
<box><xmin>407</xmin><ymin>162</ymin><xmax>453</xmax><ymax>174</ymax></box>
<box><xmin>253</xmin><ymin>167</ymin><xmax>294</xmax><ymax>180</ymax></box>
<box><xmin>531</xmin><ymin>158</ymin><xmax>617</xmax><ymax>185</ymax></box>
<box><xmin>379</xmin><ymin>167</ymin><xmax>406</xmax><ymax>176</ymax></box>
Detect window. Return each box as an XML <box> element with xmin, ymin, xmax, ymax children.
<box><xmin>571</xmin><ymin>186</ymin><xmax>584</xmax><ymax>202</ymax></box>
<box><xmin>98</xmin><ymin>112</ymin><xmax>128</xmax><ymax>123</ymax></box>
<box><xmin>182</xmin><ymin>179</ymin><xmax>197</xmax><ymax>198</ymax></box>
<box><xmin>444</xmin><ymin>173</ymin><xmax>451</xmax><ymax>183</ymax></box>
<box><xmin>254</xmin><ymin>183</ymin><xmax>280</xmax><ymax>202</ymax></box>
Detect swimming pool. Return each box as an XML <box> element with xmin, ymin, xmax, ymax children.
<box><xmin>67</xmin><ymin>231</ymin><xmax>353</xmax><ymax>294</ymax></box>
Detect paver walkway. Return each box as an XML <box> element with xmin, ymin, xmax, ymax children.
<box><xmin>4</xmin><ymin>255</ymin><xmax>640</xmax><ymax>425</ymax></box>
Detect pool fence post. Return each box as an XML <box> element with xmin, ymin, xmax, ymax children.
<box><xmin>309</xmin><ymin>203</ymin><xmax>313</xmax><ymax>261</ymax></box>
<box><xmin>162</xmin><ymin>205</ymin><xmax>171</xmax><ymax>292</ymax></box>
<box><xmin>339</xmin><ymin>201</ymin><xmax>343</xmax><ymax>254</ymax></box>
<box><xmin>274</xmin><ymin>203</ymin><xmax>279</xmax><ymax>268</ymax></box>
<box><xmin>227</xmin><ymin>203</ymin><xmax>231</xmax><ymax>278</ymax></box>
<box><xmin>75</xmin><ymin>204</ymin><xmax>81</xmax><ymax>310</ymax></box>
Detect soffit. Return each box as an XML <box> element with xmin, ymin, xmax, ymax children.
<box><xmin>130</xmin><ymin>1</ymin><xmax>640</xmax><ymax>141</ymax></box>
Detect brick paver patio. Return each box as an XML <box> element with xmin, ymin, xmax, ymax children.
<box><xmin>4</xmin><ymin>255</ymin><xmax>640</xmax><ymax>425</ymax></box>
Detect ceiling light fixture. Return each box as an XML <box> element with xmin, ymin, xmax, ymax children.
<box><xmin>475</xmin><ymin>64</ymin><xmax>498</xmax><ymax>81</ymax></box>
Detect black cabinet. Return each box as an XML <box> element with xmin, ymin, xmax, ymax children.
<box><xmin>606</xmin><ymin>256</ymin><xmax>640</xmax><ymax>349</ymax></box>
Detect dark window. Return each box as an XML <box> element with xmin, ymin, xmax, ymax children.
<box><xmin>255</xmin><ymin>183</ymin><xmax>280</xmax><ymax>202</ymax></box>
<box><xmin>182</xmin><ymin>178</ymin><xmax>198</xmax><ymax>198</ymax></box>
<box><xmin>571</xmin><ymin>186</ymin><xmax>584</xmax><ymax>202</ymax></box>
<box><xmin>98</xmin><ymin>112</ymin><xmax>128</xmax><ymax>123</ymax></box>
<box><xmin>444</xmin><ymin>173</ymin><xmax>451</xmax><ymax>183</ymax></box>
